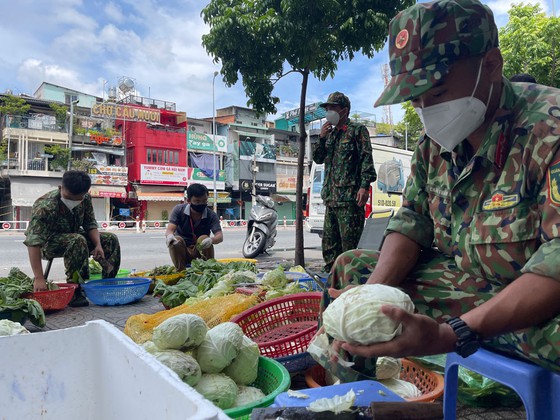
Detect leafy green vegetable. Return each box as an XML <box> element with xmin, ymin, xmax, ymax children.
<box><xmin>261</xmin><ymin>266</ymin><xmax>287</xmax><ymax>290</ymax></box>
<box><xmin>88</xmin><ymin>258</ymin><xmax>102</xmax><ymax>274</ymax></box>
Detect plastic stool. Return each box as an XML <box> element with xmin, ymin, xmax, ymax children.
<box><xmin>444</xmin><ymin>348</ymin><xmax>559</xmax><ymax>420</ymax></box>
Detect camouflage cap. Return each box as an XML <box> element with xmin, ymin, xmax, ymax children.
<box><xmin>320</xmin><ymin>91</ymin><xmax>351</xmax><ymax>109</ymax></box>
<box><xmin>374</xmin><ymin>0</ymin><xmax>498</xmax><ymax>107</ymax></box>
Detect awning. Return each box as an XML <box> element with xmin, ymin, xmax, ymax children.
<box><xmin>89</xmin><ymin>185</ymin><xmax>127</xmax><ymax>199</ymax></box>
<box><xmin>135</xmin><ymin>185</ymin><xmax>185</xmax><ymax>194</ymax></box>
<box><xmin>136</xmin><ymin>192</ymin><xmax>184</xmax><ymax>202</ymax></box>
<box><xmin>71</xmin><ymin>145</ymin><xmax>125</xmax><ymax>156</ymax></box>
<box><xmin>10</xmin><ymin>178</ymin><xmax>60</xmax><ymax>207</ymax></box>
<box><xmin>234</xmin><ymin>130</ymin><xmax>273</xmax><ymax>141</ymax></box>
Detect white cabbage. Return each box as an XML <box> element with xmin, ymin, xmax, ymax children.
<box><xmin>152</xmin><ymin>314</ymin><xmax>208</xmax><ymax>350</ymax></box>
<box><xmin>376</xmin><ymin>357</ymin><xmax>402</xmax><ymax>380</ymax></box>
<box><xmin>0</xmin><ymin>320</ymin><xmax>29</xmax><ymax>336</ymax></box>
<box><xmin>223</xmin><ymin>335</ymin><xmax>260</xmax><ymax>385</ymax></box>
<box><xmin>195</xmin><ymin>322</ymin><xmax>244</xmax><ymax>373</ymax></box>
<box><xmin>194</xmin><ymin>373</ymin><xmax>238</xmax><ymax>409</ymax></box>
<box><xmin>379</xmin><ymin>378</ymin><xmax>422</xmax><ymax>399</ymax></box>
<box><xmin>322</xmin><ymin>284</ymin><xmax>414</xmax><ymax>345</ymax></box>
<box><xmin>153</xmin><ymin>350</ymin><xmax>201</xmax><ymax>387</ymax></box>
<box><xmin>232</xmin><ymin>385</ymin><xmax>266</xmax><ymax>407</ymax></box>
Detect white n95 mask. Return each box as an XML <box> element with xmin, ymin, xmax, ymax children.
<box><xmin>61</xmin><ymin>197</ymin><xmax>83</xmax><ymax>211</ymax></box>
<box><xmin>415</xmin><ymin>59</ymin><xmax>493</xmax><ymax>152</ymax></box>
<box><xmin>326</xmin><ymin>110</ymin><xmax>341</xmax><ymax>126</ymax></box>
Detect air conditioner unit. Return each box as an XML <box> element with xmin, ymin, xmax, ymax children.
<box><xmin>128</xmin><ymin>191</ymin><xmax>137</xmax><ymax>199</ymax></box>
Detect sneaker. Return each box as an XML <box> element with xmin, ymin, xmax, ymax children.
<box><xmin>69</xmin><ymin>286</ymin><xmax>89</xmax><ymax>307</ymax></box>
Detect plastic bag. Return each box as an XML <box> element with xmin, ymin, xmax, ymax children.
<box><xmin>410</xmin><ymin>354</ymin><xmax>522</xmax><ymax>408</ymax></box>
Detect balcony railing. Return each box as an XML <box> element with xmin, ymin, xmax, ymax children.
<box><xmin>5</xmin><ymin>115</ymin><xmax>66</xmax><ymax>133</ymax></box>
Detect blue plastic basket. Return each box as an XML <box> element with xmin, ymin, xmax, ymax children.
<box><xmin>81</xmin><ymin>277</ymin><xmax>151</xmax><ymax>306</ymax></box>
<box><xmin>275</xmin><ymin>351</ymin><xmax>318</xmax><ymax>373</ymax></box>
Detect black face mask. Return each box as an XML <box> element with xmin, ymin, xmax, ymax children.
<box><xmin>190</xmin><ymin>203</ymin><xmax>207</xmax><ymax>213</ymax></box>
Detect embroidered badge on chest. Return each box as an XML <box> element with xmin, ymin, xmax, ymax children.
<box><xmin>548</xmin><ymin>160</ymin><xmax>560</xmax><ymax>206</ymax></box>
<box><xmin>482</xmin><ymin>190</ymin><xmax>520</xmax><ymax>211</ymax></box>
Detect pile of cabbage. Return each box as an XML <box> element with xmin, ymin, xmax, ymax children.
<box><xmin>142</xmin><ymin>314</ymin><xmax>264</xmax><ymax>410</ymax></box>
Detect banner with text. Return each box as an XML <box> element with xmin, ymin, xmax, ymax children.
<box><xmin>187</xmin><ymin>132</ymin><xmax>227</xmax><ymax>153</ymax></box>
<box><xmin>140</xmin><ymin>164</ymin><xmax>188</xmax><ymax>186</ymax></box>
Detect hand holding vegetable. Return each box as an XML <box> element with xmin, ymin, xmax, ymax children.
<box><xmin>339</xmin><ymin>305</ymin><xmax>457</xmax><ymax>359</ymax></box>
<box><xmin>200</xmin><ymin>238</ymin><xmax>213</xmax><ymax>249</ymax></box>
<box><xmin>33</xmin><ymin>277</ymin><xmax>48</xmax><ymax>292</ymax></box>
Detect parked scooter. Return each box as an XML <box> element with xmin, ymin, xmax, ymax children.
<box><xmin>242</xmin><ymin>194</ymin><xmax>278</xmax><ymax>258</ymax></box>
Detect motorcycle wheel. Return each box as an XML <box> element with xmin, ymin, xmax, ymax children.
<box><xmin>242</xmin><ymin>228</ymin><xmax>267</xmax><ymax>258</ymax></box>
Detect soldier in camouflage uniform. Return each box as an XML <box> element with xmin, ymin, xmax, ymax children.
<box><xmin>313</xmin><ymin>92</ymin><xmax>377</xmax><ymax>272</ymax></box>
<box><xmin>320</xmin><ymin>0</ymin><xmax>560</xmax><ymax>379</ymax></box>
<box><xmin>24</xmin><ymin>171</ymin><xmax>121</xmax><ymax>307</ymax></box>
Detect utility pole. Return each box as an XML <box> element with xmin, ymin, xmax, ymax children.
<box><xmin>251</xmin><ymin>152</ymin><xmax>258</xmax><ymax>205</ymax></box>
<box><xmin>67</xmin><ymin>99</ymin><xmax>80</xmax><ymax>171</ymax></box>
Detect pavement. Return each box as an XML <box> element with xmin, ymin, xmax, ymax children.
<box><xmin>22</xmin><ymin>248</ymin><xmax>526</xmax><ymax>420</ymax></box>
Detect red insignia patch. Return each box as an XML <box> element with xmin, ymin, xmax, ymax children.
<box><xmin>395</xmin><ymin>29</ymin><xmax>409</xmax><ymax>50</ymax></box>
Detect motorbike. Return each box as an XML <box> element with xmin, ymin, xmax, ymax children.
<box><xmin>242</xmin><ymin>194</ymin><xmax>278</xmax><ymax>258</ymax></box>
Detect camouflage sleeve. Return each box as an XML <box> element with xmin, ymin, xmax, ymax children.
<box><xmin>23</xmin><ymin>204</ymin><xmax>51</xmax><ymax>247</ymax></box>
<box><xmin>312</xmin><ymin>137</ymin><xmax>328</xmax><ymax>164</ymax></box>
<box><xmin>82</xmin><ymin>196</ymin><xmax>98</xmax><ymax>231</ymax></box>
<box><xmin>357</xmin><ymin>125</ymin><xmax>377</xmax><ymax>188</ymax></box>
<box><xmin>521</xmin><ymin>149</ymin><xmax>560</xmax><ymax>280</ymax></box>
<box><xmin>386</xmin><ymin>140</ymin><xmax>434</xmax><ymax>248</ymax></box>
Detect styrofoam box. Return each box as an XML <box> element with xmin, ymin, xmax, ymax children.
<box><xmin>0</xmin><ymin>320</ymin><xmax>229</xmax><ymax>420</ymax></box>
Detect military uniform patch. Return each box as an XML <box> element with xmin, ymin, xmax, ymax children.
<box><xmin>482</xmin><ymin>191</ymin><xmax>520</xmax><ymax>211</ymax></box>
<box><xmin>395</xmin><ymin>29</ymin><xmax>409</xmax><ymax>49</ymax></box>
<box><xmin>548</xmin><ymin>160</ymin><xmax>560</xmax><ymax>206</ymax></box>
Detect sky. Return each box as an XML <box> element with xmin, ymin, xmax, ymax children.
<box><xmin>0</xmin><ymin>0</ymin><xmax>555</xmax><ymax>125</ymax></box>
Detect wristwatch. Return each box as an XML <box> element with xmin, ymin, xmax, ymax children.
<box><xmin>446</xmin><ymin>317</ymin><xmax>480</xmax><ymax>358</ymax></box>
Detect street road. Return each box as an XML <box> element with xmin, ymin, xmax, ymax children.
<box><xmin>0</xmin><ymin>226</ymin><xmax>322</xmax><ymax>281</ymax></box>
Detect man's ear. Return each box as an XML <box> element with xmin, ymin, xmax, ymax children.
<box><xmin>484</xmin><ymin>48</ymin><xmax>503</xmax><ymax>83</ymax></box>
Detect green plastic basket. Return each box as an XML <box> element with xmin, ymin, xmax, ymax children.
<box><xmin>89</xmin><ymin>269</ymin><xmax>131</xmax><ymax>281</ymax></box>
<box><xmin>223</xmin><ymin>356</ymin><xmax>290</xmax><ymax>420</ymax></box>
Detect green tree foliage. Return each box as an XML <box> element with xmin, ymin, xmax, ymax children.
<box><xmin>375</xmin><ymin>122</ymin><xmax>393</xmax><ymax>136</ymax></box>
<box><xmin>0</xmin><ymin>94</ymin><xmax>31</xmax><ymax>116</ymax></box>
<box><xmin>49</xmin><ymin>103</ymin><xmax>69</xmax><ymax>130</ymax></box>
<box><xmin>201</xmin><ymin>0</ymin><xmax>414</xmax><ymax>265</ymax></box>
<box><xmin>393</xmin><ymin>101</ymin><xmax>422</xmax><ymax>151</ymax></box>
<box><xmin>499</xmin><ymin>3</ymin><xmax>560</xmax><ymax>88</ymax></box>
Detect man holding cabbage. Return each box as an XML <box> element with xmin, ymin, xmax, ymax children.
<box><xmin>320</xmin><ymin>0</ymin><xmax>560</xmax><ymax>377</ymax></box>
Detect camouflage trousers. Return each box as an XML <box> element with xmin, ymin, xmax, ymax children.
<box><xmin>42</xmin><ymin>232</ymin><xmax>121</xmax><ymax>282</ymax></box>
<box><xmin>322</xmin><ymin>203</ymin><xmax>365</xmax><ymax>272</ymax></box>
<box><xmin>321</xmin><ymin>248</ymin><xmax>560</xmax><ymax>375</ymax></box>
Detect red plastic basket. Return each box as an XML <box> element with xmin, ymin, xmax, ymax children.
<box><xmin>24</xmin><ymin>283</ymin><xmax>78</xmax><ymax>311</ymax></box>
<box><xmin>230</xmin><ymin>292</ymin><xmax>322</xmax><ymax>359</ymax></box>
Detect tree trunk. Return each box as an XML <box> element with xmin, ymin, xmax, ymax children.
<box><xmin>294</xmin><ymin>69</ymin><xmax>310</xmax><ymax>267</ymax></box>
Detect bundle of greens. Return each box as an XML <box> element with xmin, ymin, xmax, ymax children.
<box><xmin>0</xmin><ymin>268</ymin><xmax>45</xmax><ymax>328</ymax></box>
<box><xmin>152</xmin><ymin>259</ymin><xmax>257</xmax><ymax>308</ymax></box>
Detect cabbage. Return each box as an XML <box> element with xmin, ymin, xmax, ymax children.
<box><xmin>202</xmin><ymin>270</ymin><xmax>257</xmax><ymax>299</ymax></box>
<box><xmin>195</xmin><ymin>322</ymin><xmax>244</xmax><ymax>373</ymax></box>
<box><xmin>194</xmin><ymin>373</ymin><xmax>238</xmax><ymax>409</ymax></box>
<box><xmin>141</xmin><ymin>341</ymin><xmax>160</xmax><ymax>354</ymax></box>
<box><xmin>153</xmin><ymin>350</ymin><xmax>202</xmax><ymax>387</ymax></box>
<box><xmin>0</xmin><ymin>320</ymin><xmax>29</xmax><ymax>336</ymax></box>
<box><xmin>322</xmin><ymin>284</ymin><xmax>414</xmax><ymax>345</ymax></box>
<box><xmin>261</xmin><ymin>267</ymin><xmax>287</xmax><ymax>289</ymax></box>
<box><xmin>233</xmin><ymin>385</ymin><xmax>265</xmax><ymax>407</ymax></box>
<box><xmin>379</xmin><ymin>378</ymin><xmax>422</xmax><ymax>399</ymax></box>
<box><xmin>376</xmin><ymin>357</ymin><xmax>402</xmax><ymax>380</ymax></box>
<box><xmin>152</xmin><ymin>314</ymin><xmax>208</xmax><ymax>350</ymax></box>
<box><xmin>223</xmin><ymin>336</ymin><xmax>260</xmax><ymax>385</ymax></box>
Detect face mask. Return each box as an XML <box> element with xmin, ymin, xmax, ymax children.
<box><xmin>190</xmin><ymin>203</ymin><xmax>207</xmax><ymax>213</ymax></box>
<box><xmin>326</xmin><ymin>110</ymin><xmax>341</xmax><ymax>126</ymax></box>
<box><xmin>61</xmin><ymin>197</ymin><xmax>83</xmax><ymax>211</ymax></box>
<box><xmin>415</xmin><ymin>59</ymin><xmax>493</xmax><ymax>151</ymax></box>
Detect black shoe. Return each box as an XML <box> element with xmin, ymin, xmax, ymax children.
<box><xmin>69</xmin><ymin>286</ymin><xmax>89</xmax><ymax>307</ymax></box>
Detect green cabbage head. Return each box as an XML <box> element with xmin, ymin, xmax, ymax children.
<box><xmin>152</xmin><ymin>314</ymin><xmax>208</xmax><ymax>350</ymax></box>
<box><xmin>223</xmin><ymin>335</ymin><xmax>260</xmax><ymax>385</ymax></box>
<box><xmin>233</xmin><ymin>385</ymin><xmax>266</xmax><ymax>408</ymax></box>
<box><xmin>153</xmin><ymin>349</ymin><xmax>202</xmax><ymax>387</ymax></box>
<box><xmin>194</xmin><ymin>373</ymin><xmax>238</xmax><ymax>409</ymax></box>
<box><xmin>195</xmin><ymin>322</ymin><xmax>244</xmax><ymax>373</ymax></box>
<box><xmin>322</xmin><ymin>284</ymin><xmax>414</xmax><ymax>345</ymax></box>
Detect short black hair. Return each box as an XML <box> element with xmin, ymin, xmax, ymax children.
<box><xmin>187</xmin><ymin>183</ymin><xmax>208</xmax><ymax>199</ymax></box>
<box><xmin>509</xmin><ymin>73</ymin><xmax>537</xmax><ymax>83</ymax></box>
<box><xmin>62</xmin><ymin>170</ymin><xmax>91</xmax><ymax>195</ymax></box>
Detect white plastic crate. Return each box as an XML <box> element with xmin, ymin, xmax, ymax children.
<box><xmin>0</xmin><ymin>320</ymin><xmax>228</xmax><ymax>420</ymax></box>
